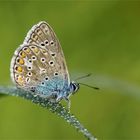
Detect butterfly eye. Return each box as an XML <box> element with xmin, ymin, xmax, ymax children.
<box><xmin>53</xmin><ymin>94</ymin><xmax>57</xmax><ymax>99</ymax></box>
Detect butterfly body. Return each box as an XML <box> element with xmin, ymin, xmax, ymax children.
<box><xmin>35</xmin><ymin>76</ymin><xmax>68</xmax><ymax>101</ymax></box>
<box><xmin>10</xmin><ymin>21</ymin><xmax>79</xmax><ymax>104</ymax></box>
<box><xmin>34</xmin><ymin>77</ymin><xmax>79</xmax><ymax>102</ymax></box>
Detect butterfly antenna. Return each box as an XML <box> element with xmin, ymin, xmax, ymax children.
<box><xmin>78</xmin><ymin>82</ymin><xmax>99</xmax><ymax>90</ymax></box>
<box><xmin>75</xmin><ymin>73</ymin><xmax>92</xmax><ymax>81</ymax></box>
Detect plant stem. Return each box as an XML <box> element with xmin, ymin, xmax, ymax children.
<box><xmin>0</xmin><ymin>86</ymin><xmax>97</xmax><ymax>140</ymax></box>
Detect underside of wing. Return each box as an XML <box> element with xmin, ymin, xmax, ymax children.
<box><xmin>10</xmin><ymin>21</ymin><xmax>70</xmax><ymax>91</ymax></box>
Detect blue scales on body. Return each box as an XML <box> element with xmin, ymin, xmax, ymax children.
<box><xmin>35</xmin><ymin>76</ymin><xmax>79</xmax><ymax>102</ymax></box>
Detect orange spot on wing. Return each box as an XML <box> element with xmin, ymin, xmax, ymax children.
<box><xmin>20</xmin><ymin>51</ymin><xmax>26</xmax><ymax>58</ymax></box>
<box><xmin>15</xmin><ymin>66</ymin><xmax>23</xmax><ymax>73</ymax></box>
<box><xmin>17</xmin><ymin>58</ymin><xmax>24</xmax><ymax>65</ymax></box>
<box><xmin>42</xmin><ymin>49</ymin><xmax>47</xmax><ymax>54</ymax></box>
<box><xmin>24</xmin><ymin>48</ymin><xmax>30</xmax><ymax>53</ymax></box>
<box><xmin>16</xmin><ymin>75</ymin><xmax>24</xmax><ymax>85</ymax></box>
<box><xmin>34</xmin><ymin>47</ymin><xmax>39</xmax><ymax>53</ymax></box>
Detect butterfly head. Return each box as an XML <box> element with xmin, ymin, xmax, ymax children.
<box><xmin>70</xmin><ymin>81</ymin><xmax>80</xmax><ymax>95</ymax></box>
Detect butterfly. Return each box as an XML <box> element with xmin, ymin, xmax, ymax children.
<box><xmin>10</xmin><ymin>21</ymin><xmax>80</xmax><ymax>107</ymax></box>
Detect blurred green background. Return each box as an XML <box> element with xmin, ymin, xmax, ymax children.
<box><xmin>0</xmin><ymin>0</ymin><xmax>140</xmax><ymax>139</ymax></box>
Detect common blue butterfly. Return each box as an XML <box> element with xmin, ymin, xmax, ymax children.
<box><xmin>10</xmin><ymin>21</ymin><xmax>79</xmax><ymax>107</ymax></box>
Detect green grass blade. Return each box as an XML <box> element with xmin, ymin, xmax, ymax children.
<box><xmin>0</xmin><ymin>86</ymin><xmax>97</xmax><ymax>140</ymax></box>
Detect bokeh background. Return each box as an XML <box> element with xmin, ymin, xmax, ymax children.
<box><xmin>0</xmin><ymin>0</ymin><xmax>140</xmax><ymax>139</ymax></box>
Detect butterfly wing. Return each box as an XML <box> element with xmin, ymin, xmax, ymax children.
<box><xmin>10</xmin><ymin>21</ymin><xmax>70</xmax><ymax>96</ymax></box>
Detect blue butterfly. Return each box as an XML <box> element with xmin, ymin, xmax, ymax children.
<box><xmin>10</xmin><ymin>21</ymin><xmax>80</xmax><ymax>108</ymax></box>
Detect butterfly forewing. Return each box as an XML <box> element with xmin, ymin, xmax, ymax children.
<box><xmin>10</xmin><ymin>21</ymin><xmax>70</xmax><ymax>92</ymax></box>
